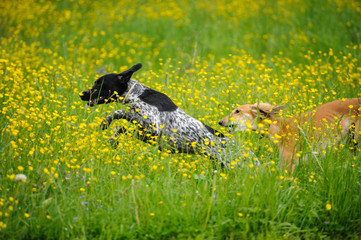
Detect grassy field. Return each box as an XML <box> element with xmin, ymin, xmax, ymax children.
<box><xmin>1</xmin><ymin>0</ymin><xmax>361</xmax><ymax>239</ymax></box>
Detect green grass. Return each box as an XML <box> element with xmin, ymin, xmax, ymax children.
<box><xmin>1</xmin><ymin>0</ymin><xmax>361</xmax><ymax>239</ymax></box>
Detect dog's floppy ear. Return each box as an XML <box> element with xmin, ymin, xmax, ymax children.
<box><xmin>117</xmin><ymin>63</ymin><xmax>142</xmax><ymax>82</ymax></box>
<box><xmin>271</xmin><ymin>104</ymin><xmax>285</xmax><ymax>114</ymax></box>
<box><xmin>250</xmin><ymin>103</ymin><xmax>285</xmax><ymax>119</ymax></box>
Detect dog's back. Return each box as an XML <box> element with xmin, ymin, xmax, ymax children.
<box><xmin>291</xmin><ymin>98</ymin><xmax>361</xmax><ymax>142</ymax></box>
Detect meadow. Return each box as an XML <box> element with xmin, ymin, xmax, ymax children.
<box><xmin>1</xmin><ymin>0</ymin><xmax>361</xmax><ymax>239</ymax></box>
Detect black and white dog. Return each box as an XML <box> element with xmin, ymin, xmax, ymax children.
<box><xmin>80</xmin><ymin>63</ymin><xmax>258</xmax><ymax>166</ymax></box>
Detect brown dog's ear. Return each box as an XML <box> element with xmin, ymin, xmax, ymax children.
<box><xmin>250</xmin><ymin>103</ymin><xmax>285</xmax><ymax>119</ymax></box>
<box><xmin>271</xmin><ymin>104</ymin><xmax>285</xmax><ymax>114</ymax></box>
<box><xmin>250</xmin><ymin>105</ymin><xmax>268</xmax><ymax>119</ymax></box>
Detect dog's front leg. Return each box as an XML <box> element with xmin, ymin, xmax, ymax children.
<box><xmin>109</xmin><ymin>126</ymin><xmax>128</xmax><ymax>147</ymax></box>
<box><xmin>106</xmin><ymin>110</ymin><xmax>149</xmax><ymax>147</ymax></box>
<box><xmin>101</xmin><ymin>110</ymin><xmax>126</xmax><ymax>130</ymax></box>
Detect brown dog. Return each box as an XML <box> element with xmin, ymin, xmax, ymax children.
<box><xmin>219</xmin><ymin>99</ymin><xmax>361</xmax><ymax>173</ymax></box>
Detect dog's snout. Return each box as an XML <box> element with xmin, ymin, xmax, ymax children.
<box><xmin>218</xmin><ymin>120</ymin><xmax>224</xmax><ymax>126</ymax></box>
<box><xmin>80</xmin><ymin>89</ymin><xmax>91</xmax><ymax>101</ymax></box>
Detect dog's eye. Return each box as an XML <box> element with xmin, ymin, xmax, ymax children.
<box><xmin>235</xmin><ymin>110</ymin><xmax>240</xmax><ymax>114</ymax></box>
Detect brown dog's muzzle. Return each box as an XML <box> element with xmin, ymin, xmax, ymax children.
<box><xmin>218</xmin><ymin>116</ymin><xmax>230</xmax><ymax>127</ymax></box>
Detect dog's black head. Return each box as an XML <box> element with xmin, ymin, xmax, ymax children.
<box><xmin>80</xmin><ymin>63</ymin><xmax>142</xmax><ymax>106</ymax></box>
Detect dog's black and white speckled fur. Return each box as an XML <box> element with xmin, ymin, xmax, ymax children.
<box><xmin>80</xmin><ymin>63</ymin><xmax>258</xmax><ymax>166</ymax></box>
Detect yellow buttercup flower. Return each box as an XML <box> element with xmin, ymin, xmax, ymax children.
<box><xmin>326</xmin><ymin>203</ymin><xmax>332</xmax><ymax>211</ymax></box>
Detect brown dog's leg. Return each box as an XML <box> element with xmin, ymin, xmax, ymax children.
<box><xmin>280</xmin><ymin>148</ymin><xmax>297</xmax><ymax>174</ymax></box>
<box><xmin>354</xmin><ymin>119</ymin><xmax>360</xmax><ymax>143</ymax></box>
